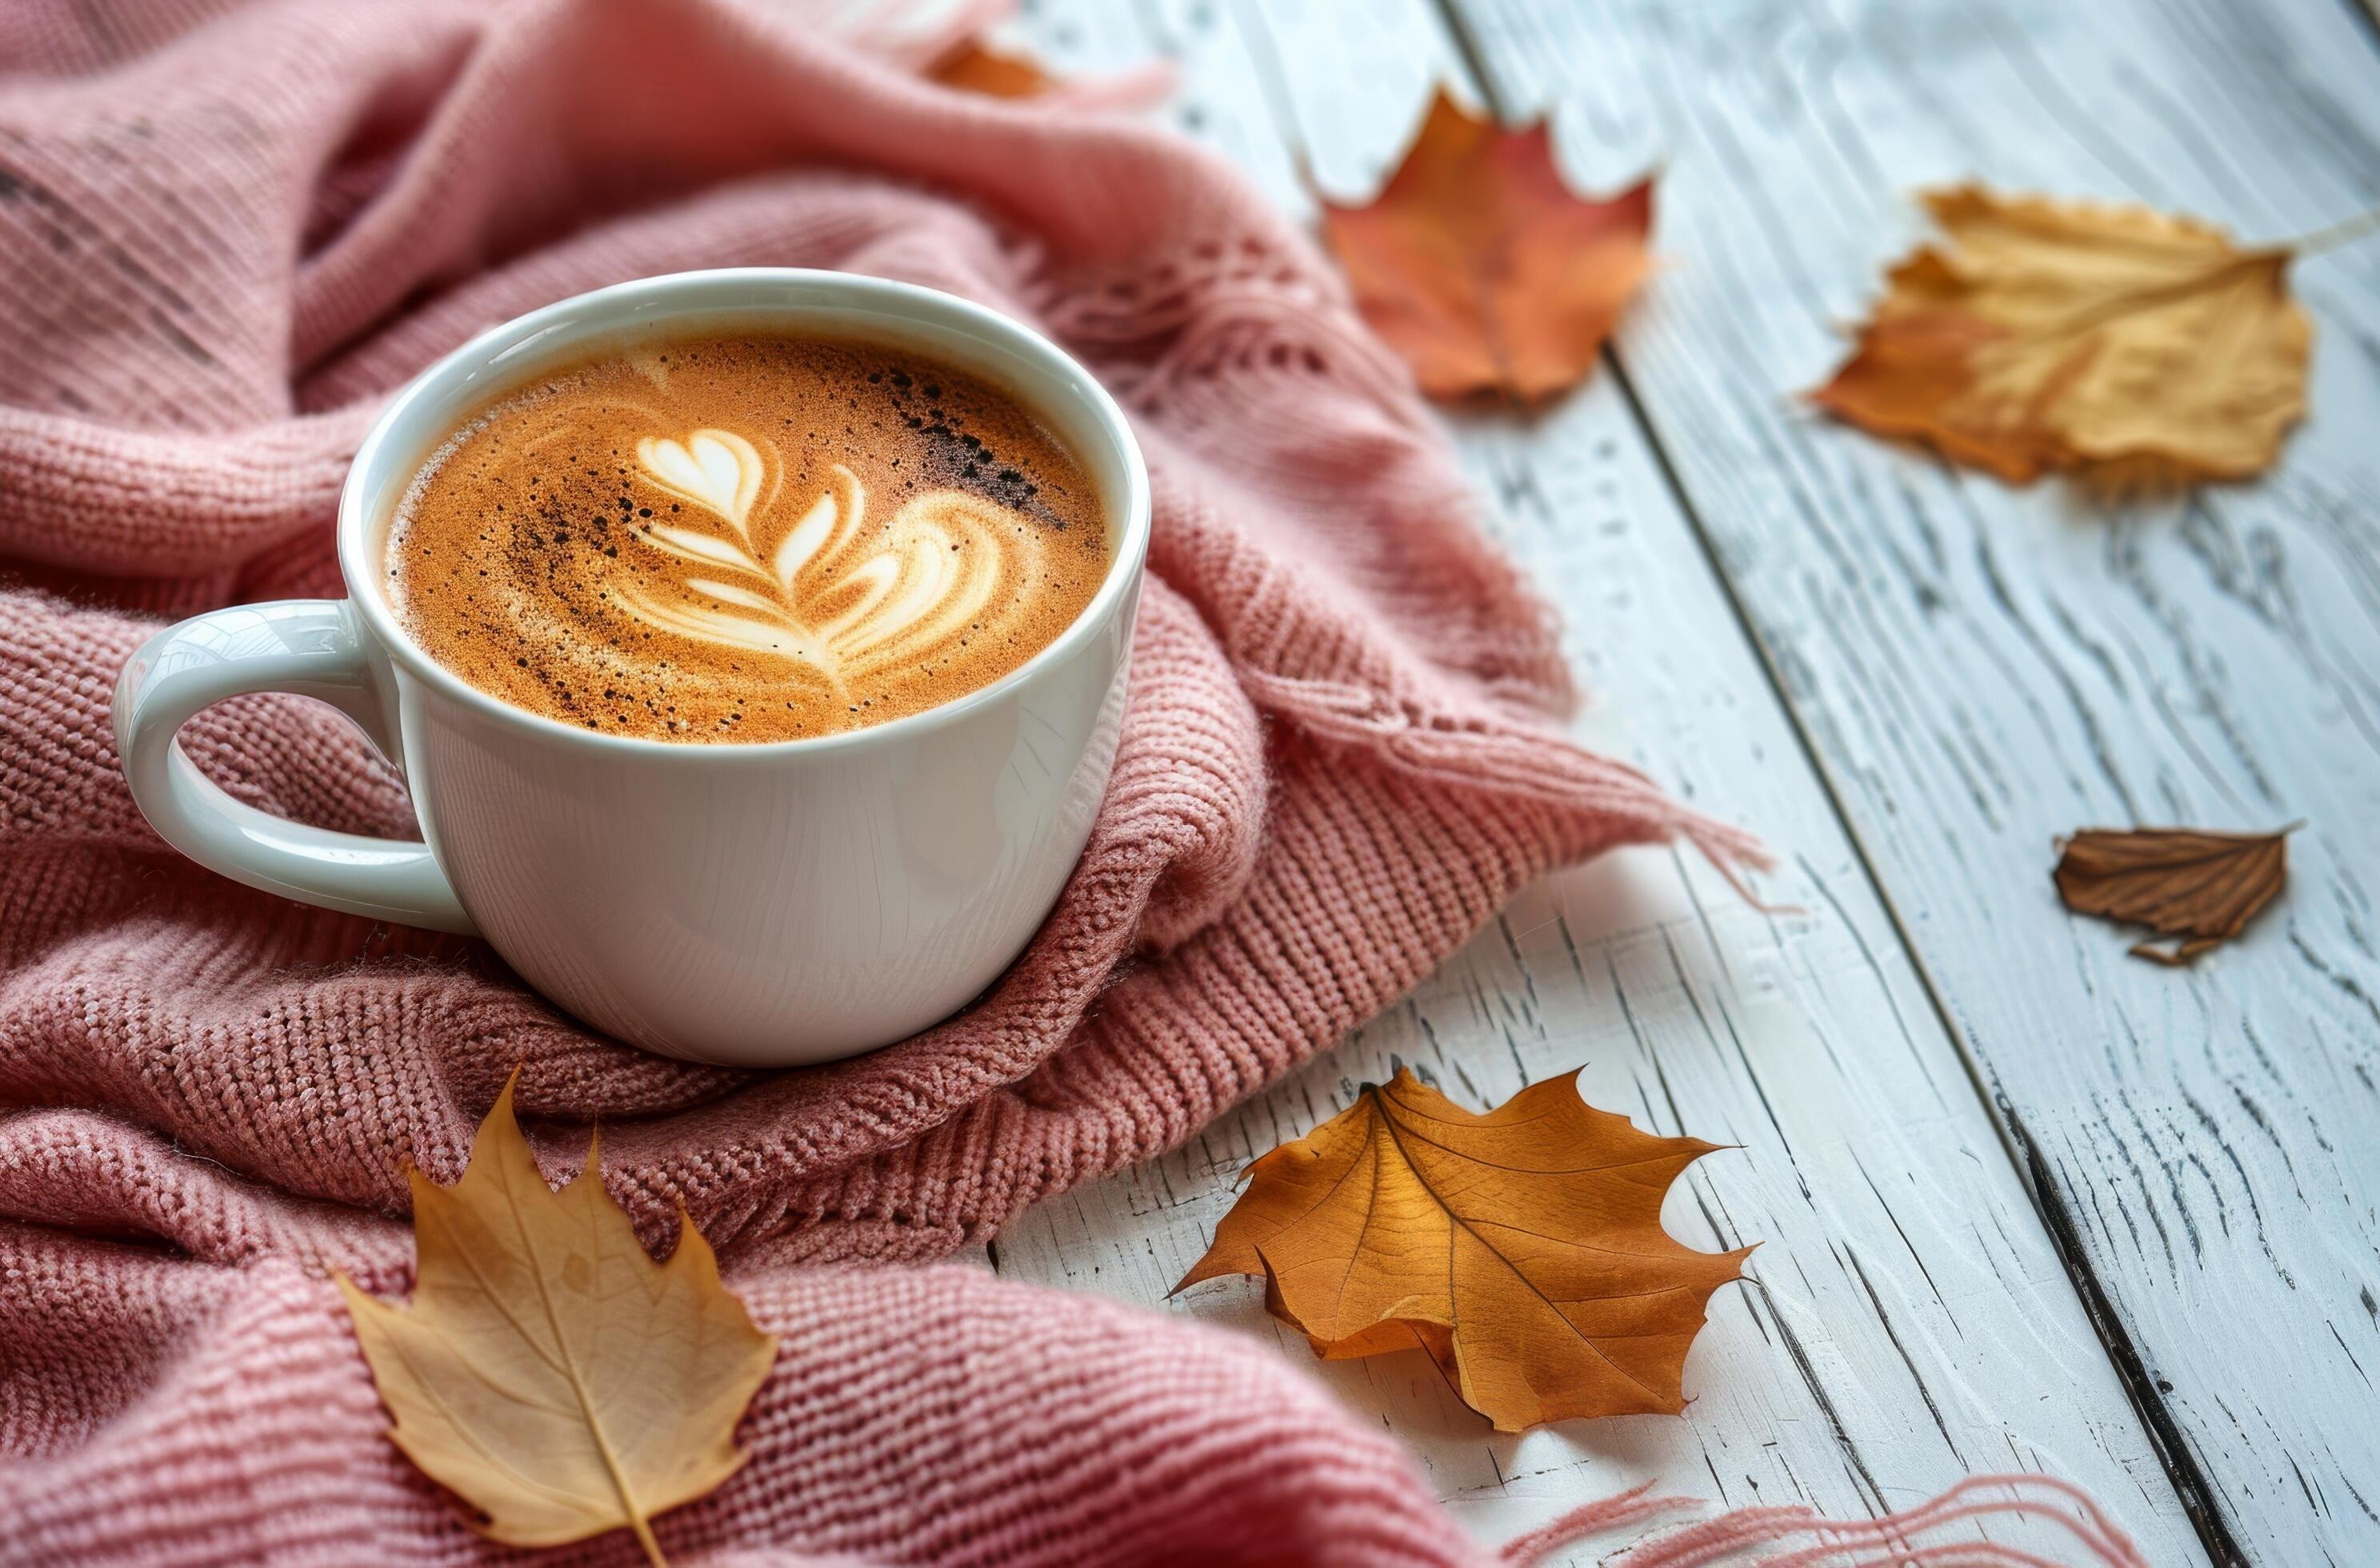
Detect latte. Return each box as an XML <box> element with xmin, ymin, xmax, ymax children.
<box><xmin>387</xmin><ymin>334</ymin><xmax>1110</xmax><ymax>742</ymax></box>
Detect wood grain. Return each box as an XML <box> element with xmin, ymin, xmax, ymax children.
<box><xmin>1442</xmin><ymin>0</ymin><xmax>2380</xmax><ymax>1561</ymax></box>
<box><xmin>982</xmin><ymin>2</ymin><xmax>2209</xmax><ymax>1561</ymax></box>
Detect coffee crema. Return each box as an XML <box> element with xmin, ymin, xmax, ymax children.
<box><xmin>387</xmin><ymin>334</ymin><xmax>1109</xmax><ymax>742</ymax></box>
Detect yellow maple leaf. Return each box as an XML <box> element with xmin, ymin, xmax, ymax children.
<box><xmin>1177</xmin><ymin>1066</ymin><xmax>1747</xmax><ymax>1430</ymax></box>
<box><xmin>1322</xmin><ymin>89</ymin><xmax>1654</xmax><ymax>406</ymax></box>
<box><xmin>1812</xmin><ymin>184</ymin><xmax>2311</xmax><ymax>486</ymax></box>
<box><xmin>339</xmin><ymin>1074</ymin><xmax>775</xmax><ymax>1564</ymax></box>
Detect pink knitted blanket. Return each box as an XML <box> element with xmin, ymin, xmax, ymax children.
<box><xmin>0</xmin><ymin>2</ymin><xmax>2144</xmax><ymax>1564</ymax></box>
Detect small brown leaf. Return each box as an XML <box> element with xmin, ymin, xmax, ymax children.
<box><xmin>927</xmin><ymin>38</ymin><xmax>1058</xmax><ymax>98</ymax></box>
<box><xmin>1321</xmin><ymin>90</ymin><xmax>1654</xmax><ymax>406</ymax></box>
<box><xmin>2052</xmin><ymin>825</ymin><xmax>2294</xmax><ymax>965</ymax></box>
<box><xmin>339</xmin><ymin>1074</ymin><xmax>775</xmax><ymax>1563</ymax></box>
<box><xmin>1812</xmin><ymin>186</ymin><xmax>2311</xmax><ymax>488</ymax></box>
<box><xmin>1176</xmin><ymin>1065</ymin><xmax>1746</xmax><ymax>1430</ymax></box>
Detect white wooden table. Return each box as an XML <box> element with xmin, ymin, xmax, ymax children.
<box><xmin>970</xmin><ymin>2</ymin><xmax>2380</xmax><ymax>1563</ymax></box>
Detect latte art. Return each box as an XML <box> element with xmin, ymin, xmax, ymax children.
<box><xmin>612</xmin><ymin>434</ymin><xmax>1047</xmax><ymax>694</ymax></box>
<box><xmin>388</xmin><ymin>335</ymin><xmax>1108</xmax><ymax>741</ymax></box>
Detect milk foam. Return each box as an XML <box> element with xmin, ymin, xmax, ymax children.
<box><xmin>387</xmin><ymin>336</ymin><xmax>1106</xmax><ymax>742</ymax></box>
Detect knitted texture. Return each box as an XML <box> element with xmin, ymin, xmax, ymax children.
<box><xmin>0</xmin><ymin>1226</ymin><xmax>1482</xmax><ymax>1566</ymax></box>
<box><xmin>0</xmin><ymin>0</ymin><xmax>1786</xmax><ymax>1560</ymax></box>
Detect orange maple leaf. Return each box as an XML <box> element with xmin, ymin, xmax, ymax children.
<box><xmin>1322</xmin><ymin>90</ymin><xmax>1654</xmax><ymax>406</ymax></box>
<box><xmin>1177</xmin><ymin>1065</ymin><xmax>1746</xmax><ymax>1430</ymax></box>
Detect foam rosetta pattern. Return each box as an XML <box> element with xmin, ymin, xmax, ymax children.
<box><xmin>617</xmin><ymin>434</ymin><xmax>1050</xmax><ymax>688</ymax></box>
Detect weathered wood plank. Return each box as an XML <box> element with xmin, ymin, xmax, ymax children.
<box><xmin>986</xmin><ymin>2</ymin><xmax>2208</xmax><ymax>1561</ymax></box>
<box><xmin>1442</xmin><ymin>0</ymin><xmax>2380</xmax><ymax>1561</ymax></box>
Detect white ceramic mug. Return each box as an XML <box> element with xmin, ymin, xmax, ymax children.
<box><xmin>114</xmin><ymin>270</ymin><xmax>1150</xmax><ymax>1067</ymax></box>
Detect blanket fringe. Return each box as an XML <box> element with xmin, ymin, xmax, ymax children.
<box><xmin>1238</xmin><ymin>668</ymin><xmax>1773</xmax><ymax>896</ymax></box>
<box><xmin>1501</xmin><ymin>1474</ymin><xmax>2150</xmax><ymax>1568</ymax></box>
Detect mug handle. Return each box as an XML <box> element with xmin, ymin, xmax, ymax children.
<box><xmin>113</xmin><ymin>599</ymin><xmax>477</xmax><ymax>934</ymax></box>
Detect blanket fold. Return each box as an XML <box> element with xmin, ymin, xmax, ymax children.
<box><xmin>0</xmin><ymin>0</ymin><xmax>1751</xmax><ymax>1273</ymax></box>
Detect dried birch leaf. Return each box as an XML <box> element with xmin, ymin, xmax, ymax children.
<box><xmin>2053</xmin><ymin>825</ymin><xmax>2293</xmax><ymax>965</ymax></box>
<box><xmin>1812</xmin><ymin>186</ymin><xmax>2310</xmax><ymax>487</ymax></box>
<box><xmin>1178</xmin><ymin>1066</ymin><xmax>1746</xmax><ymax>1430</ymax></box>
<box><xmin>338</xmin><ymin>1074</ymin><xmax>774</xmax><ymax>1562</ymax></box>
<box><xmin>1322</xmin><ymin>90</ymin><xmax>1654</xmax><ymax>405</ymax></box>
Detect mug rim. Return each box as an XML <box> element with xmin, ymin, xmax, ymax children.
<box><xmin>337</xmin><ymin>267</ymin><xmax>1152</xmax><ymax>761</ymax></box>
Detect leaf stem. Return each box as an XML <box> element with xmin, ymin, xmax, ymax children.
<box><xmin>2287</xmin><ymin>205</ymin><xmax>2380</xmax><ymax>258</ymax></box>
<box><xmin>510</xmin><ymin>1136</ymin><xmax>670</xmax><ymax>1567</ymax></box>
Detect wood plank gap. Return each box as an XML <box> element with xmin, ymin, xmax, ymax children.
<box><xmin>1424</xmin><ymin>0</ymin><xmax>2251</xmax><ymax>1558</ymax></box>
<box><xmin>2002</xmin><ymin>1098</ymin><xmax>2248</xmax><ymax>1567</ymax></box>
